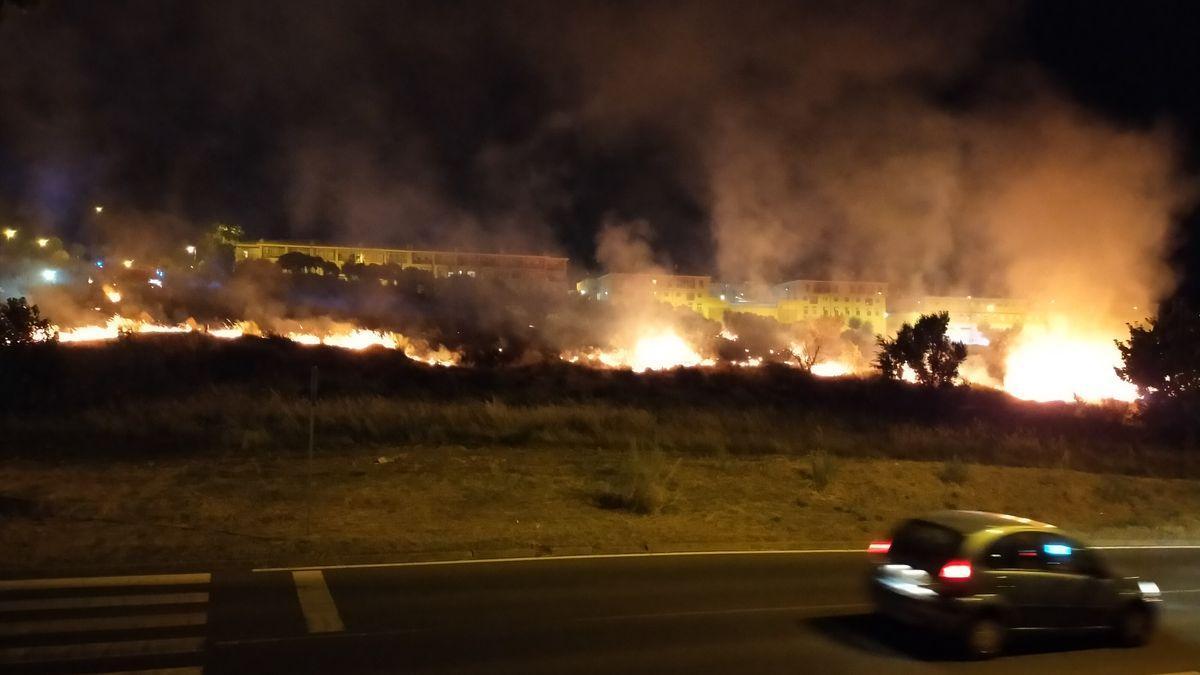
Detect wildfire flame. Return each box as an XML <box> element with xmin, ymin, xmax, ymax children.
<box><xmin>1000</xmin><ymin>326</ymin><xmax>1136</xmax><ymax>403</ymax></box>
<box><xmin>565</xmin><ymin>329</ymin><xmax>716</xmax><ymax>373</ymax></box>
<box><xmin>810</xmin><ymin>361</ymin><xmax>852</xmax><ymax>378</ymax></box>
<box><xmin>51</xmin><ymin>316</ymin><xmax>459</xmax><ymax>366</ymax></box>
<box><xmin>50</xmin><ymin>311</ymin><xmax>1138</xmax><ymax>404</ymax></box>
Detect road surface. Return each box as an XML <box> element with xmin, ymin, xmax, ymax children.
<box><xmin>1</xmin><ymin>547</ymin><xmax>1198</xmax><ymax>673</ymax></box>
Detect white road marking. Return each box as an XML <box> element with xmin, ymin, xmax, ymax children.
<box><xmin>1162</xmin><ymin>588</ymin><xmax>1200</xmax><ymax>594</ymax></box>
<box><xmin>255</xmin><ymin>542</ymin><xmax>1200</xmax><ymax>573</ymax></box>
<box><xmin>0</xmin><ymin>636</ymin><xmax>205</xmax><ymax>665</ymax></box>
<box><xmin>0</xmin><ymin>591</ymin><xmax>209</xmax><ymax>612</ymax></box>
<box><xmin>580</xmin><ymin>602</ymin><xmax>871</xmax><ymax>622</ymax></box>
<box><xmin>1093</xmin><ymin>545</ymin><xmax>1200</xmax><ymax>550</ymax></box>
<box><xmin>293</xmin><ymin>570</ymin><xmax>345</xmax><ymax>633</ymax></box>
<box><xmin>257</xmin><ymin>548</ymin><xmax>867</xmax><ymax>572</ymax></box>
<box><xmin>0</xmin><ymin>572</ymin><xmax>210</xmax><ymax>591</ymax></box>
<box><xmin>0</xmin><ymin>611</ymin><xmax>206</xmax><ymax>636</ymax></box>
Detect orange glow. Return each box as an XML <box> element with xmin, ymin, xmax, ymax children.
<box><xmin>103</xmin><ymin>285</ymin><xmax>122</xmax><ymax>303</ymax></box>
<box><xmin>627</xmin><ymin>330</ymin><xmax>711</xmax><ymax>372</ymax></box>
<box><xmin>810</xmin><ymin>361</ymin><xmax>853</xmax><ymax>377</ymax></box>
<box><xmin>1000</xmin><ymin>326</ymin><xmax>1136</xmax><ymax>403</ymax></box>
<box><xmin>50</xmin><ymin>316</ymin><xmax>459</xmax><ymax>366</ymax></box>
<box><xmin>566</xmin><ymin>329</ymin><xmax>715</xmax><ymax>372</ymax></box>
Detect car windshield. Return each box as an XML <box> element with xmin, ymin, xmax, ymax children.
<box><xmin>889</xmin><ymin>520</ymin><xmax>965</xmax><ymax>573</ymax></box>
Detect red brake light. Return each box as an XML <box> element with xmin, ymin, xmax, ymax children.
<box><xmin>868</xmin><ymin>540</ymin><xmax>892</xmax><ymax>554</ymax></box>
<box><xmin>939</xmin><ymin>559</ymin><xmax>973</xmax><ymax>580</ymax></box>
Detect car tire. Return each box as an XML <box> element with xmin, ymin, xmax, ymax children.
<box><xmin>962</xmin><ymin>614</ymin><xmax>1005</xmax><ymax>660</ymax></box>
<box><xmin>1114</xmin><ymin>603</ymin><xmax>1154</xmax><ymax>647</ymax></box>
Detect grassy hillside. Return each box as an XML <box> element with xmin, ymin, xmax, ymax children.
<box><xmin>1</xmin><ymin>448</ymin><xmax>1198</xmax><ymax>574</ymax></box>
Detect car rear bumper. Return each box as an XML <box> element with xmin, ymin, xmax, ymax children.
<box><xmin>871</xmin><ymin>578</ymin><xmax>969</xmax><ymax>632</ymax></box>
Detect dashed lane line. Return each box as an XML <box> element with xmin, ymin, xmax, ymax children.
<box><xmin>292</xmin><ymin>570</ymin><xmax>345</xmax><ymax>634</ymax></box>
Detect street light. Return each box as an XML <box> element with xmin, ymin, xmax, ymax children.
<box><xmin>122</xmin><ymin>259</ymin><xmax>134</xmax><ymax>269</ymax></box>
<box><xmin>40</xmin><ymin>269</ymin><xmax>58</xmax><ymax>283</ymax></box>
<box><xmin>185</xmin><ymin>245</ymin><xmax>196</xmax><ymax>255</ymax></box>
<box><xmin>94</xmin><ymin>205</ymin><xmax>104</xmax><ymax>214</ymax></box>
<box><xmin>36</xmin><ymin>238</ymin><xmax>49</xmax><ymax>248</ymax></box>
<box><xmin>2</xmin><ymin>228</ymin><xmax>15</xmax><ymax>240</ymax></box>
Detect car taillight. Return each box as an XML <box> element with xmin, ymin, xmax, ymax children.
<box><xmin>868</xmin><ymin>540</ymin><xmax>892</xmax><ymax>554</ymax></box>
<box><xmin>939</xmin><ymin>559</ymin><xmax>973</xmax><ymax>580</ymax></box>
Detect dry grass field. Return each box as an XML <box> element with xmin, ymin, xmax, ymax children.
<box><xmin>2</xmin><ymin>446</ymin><xmax>1199</xmax><ymax>575</ymax></box>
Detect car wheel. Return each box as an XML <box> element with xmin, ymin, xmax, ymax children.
<box><xmin>963</xmin><ymin>614</ymin><xmax>1005</xmax><ymax>660</ymax></box>
<box><xmin>1114</xmin><ymin>603</ymin><xmax>1154</xmax><ymax>647</ymax></box>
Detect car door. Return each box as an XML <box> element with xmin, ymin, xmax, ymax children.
<box><xmin>981</xmin><ymin>532</ymin><xmax>1062</xmax><ymax>628</ymax></box>
<box><xmin>1034</xmin><ymin>534</ymin><xmax>1119</xmax><ymax>628</ymax></box>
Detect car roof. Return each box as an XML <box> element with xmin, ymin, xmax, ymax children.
<box><xmin>916</xmin><ymin>510</ymin><xmax>1058</xmax><ymax>534</ymax></box>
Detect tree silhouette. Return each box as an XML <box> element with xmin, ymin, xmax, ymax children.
<box><xmin>0</xmin><ymin>297</ymin><xmax>55</xmax><ymax>347</ymax></box>
<box><xmin>1117</xmin><ymin>300</ymin><xmax>1200</xmax><ymax>437</ymax></box>
<box><xmin>875</xmin><ymin>312</ymin><xmax>966</xmax><ymax>387</ymax></box>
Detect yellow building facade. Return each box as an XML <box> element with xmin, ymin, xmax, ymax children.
<box><xmin>886</xmin><ymin>295</ymin><xmax>1027</xmax><ymax>345</ymax></box>
<box><xmin>579</xmin><ymin>273</ymin><xmax>889</xmax><ymax>332</ymax></box>
<box><xmin>235</xmin><ymin>240</ymin><xmax>568</xmax><ymax>284</ymax></box>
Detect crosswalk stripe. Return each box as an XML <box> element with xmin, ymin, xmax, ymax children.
<box><xmin>0</xmin><ymin>635</ymin><xmax>205</xmax><ymax>665</ymax></box>
<box><xmin>0</xmin><ymin>610</ymin><xmax>206</xmax><ymax>636</ymax></box>
<box><xmin>293</xmin><ymin>570</ymin><xmax>344</xmax><ymax>633</ymax></box>
<box><xmin>0</xmin><ymin>573</ymin><xmax>210</xmax><ymax>592</ymax></box>
<box><xmin>0</xmin><ymin>592</ymin><xmax>209</xmax><ymax>612</ymax></box>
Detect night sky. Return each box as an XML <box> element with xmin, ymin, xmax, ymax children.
<box><xmin>2</xmin><ymin>0</ymin><xmax>1200</xmax><ymax>302</ymax></box>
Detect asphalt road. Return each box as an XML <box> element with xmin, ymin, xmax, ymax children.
<box><xmin>2</xmin><ymin>548</ymin><xmax>1199</xmax><ymax>674</ymax></box>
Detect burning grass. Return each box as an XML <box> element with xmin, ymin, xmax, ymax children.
<box><xmin>0</xmin><ymin>337</ymin><xmax>1196</xmax><ymax>572</ymax></box>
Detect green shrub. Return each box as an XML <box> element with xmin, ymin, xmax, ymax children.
<box><xmin>595</xmin><ymin>446</ymin><xmax>679</xmax><ymax>515</ymax></box>
<box><xmin>1094</xmin><ymin>474</ymin><xmax>1139</xmax><ymax>504</ymax></box>
<box><xmin>938</xmin><ymin>456</ymin><xmax>969</xmax><ymax>485</ymax></box>
<box><xmin>810</xmin><ymin>450</ymin><xmax>839</xmax><ymax>491</ymax></box>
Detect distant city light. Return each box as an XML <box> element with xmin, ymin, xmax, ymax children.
<box><xmin>94</xmin><ymin>205</ymin><xmax>104</xmax><ymax>214</ymax></box>
<box><xmin>185</xmin><ymin>245</ymin><xmax>197</xmax><ymax>255</ymax></box>
<box><xmin>95</xmin><ymin>260</ymin><xmax>105</xmax><ymax>268</ymax></box>
<box><xmin>155</xmin><ymin>268</ymin><xmax>165</xmax><ymax>278</ymax></box>
<box><xmin>148</xmin><ymin>278</ymin><xmax>163</xmax><ymax>288</ymax></box>
<box><xmin>2</xmin><ymin>228</ymin><xmax>15</xmax><ymax>240</ymax></box>
<box><xmin>36</xmin><ymin>238</ymin><xmax>49</xmax><ymax>248</ymax></box>
<box><xmin>40</xmin><ymin>268</ymin><xmax>58</xmax><ymax>283</ymax></box>
<box><xmin>122</xmin><ymin>259</ymin><xmax>134</xmax><ymax>269</ymax></box>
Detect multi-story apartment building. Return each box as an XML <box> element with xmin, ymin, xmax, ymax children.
<box><xmin>234</xmin><ymin>240</ymin><xmax>568</xmax><ymax>284</ymax></box>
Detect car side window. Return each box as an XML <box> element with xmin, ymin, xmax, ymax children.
<box><xmin>1035</xmin><ymin>534</ymin><xmax>1105</xmax><ymax>576</ymax></box>
<box><xmin>983</xmin><ymin>533</ymin><xmax>1041</xmax><ymax>570</ymax></box>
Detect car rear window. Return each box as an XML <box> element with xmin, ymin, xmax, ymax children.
<box><xmin>889</xmin><ymin>520</ymin><xmax>964</xmax><ymax>572</ymax></box>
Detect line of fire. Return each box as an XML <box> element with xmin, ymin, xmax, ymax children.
<box><xmin>0</xmin><ymin>229</ymin><xmax>1142</xmax><ymax>405</ymax></box>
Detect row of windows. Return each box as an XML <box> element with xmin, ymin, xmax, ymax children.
<box><xmin>785</xmin><ymin>282</ymin><xmax>886</xmax><ymax>295</ymax></box>
<box><xmin>248</xmin><ymin>245</ymin><xmax>566</xmax><ymax>270</ymax></box>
